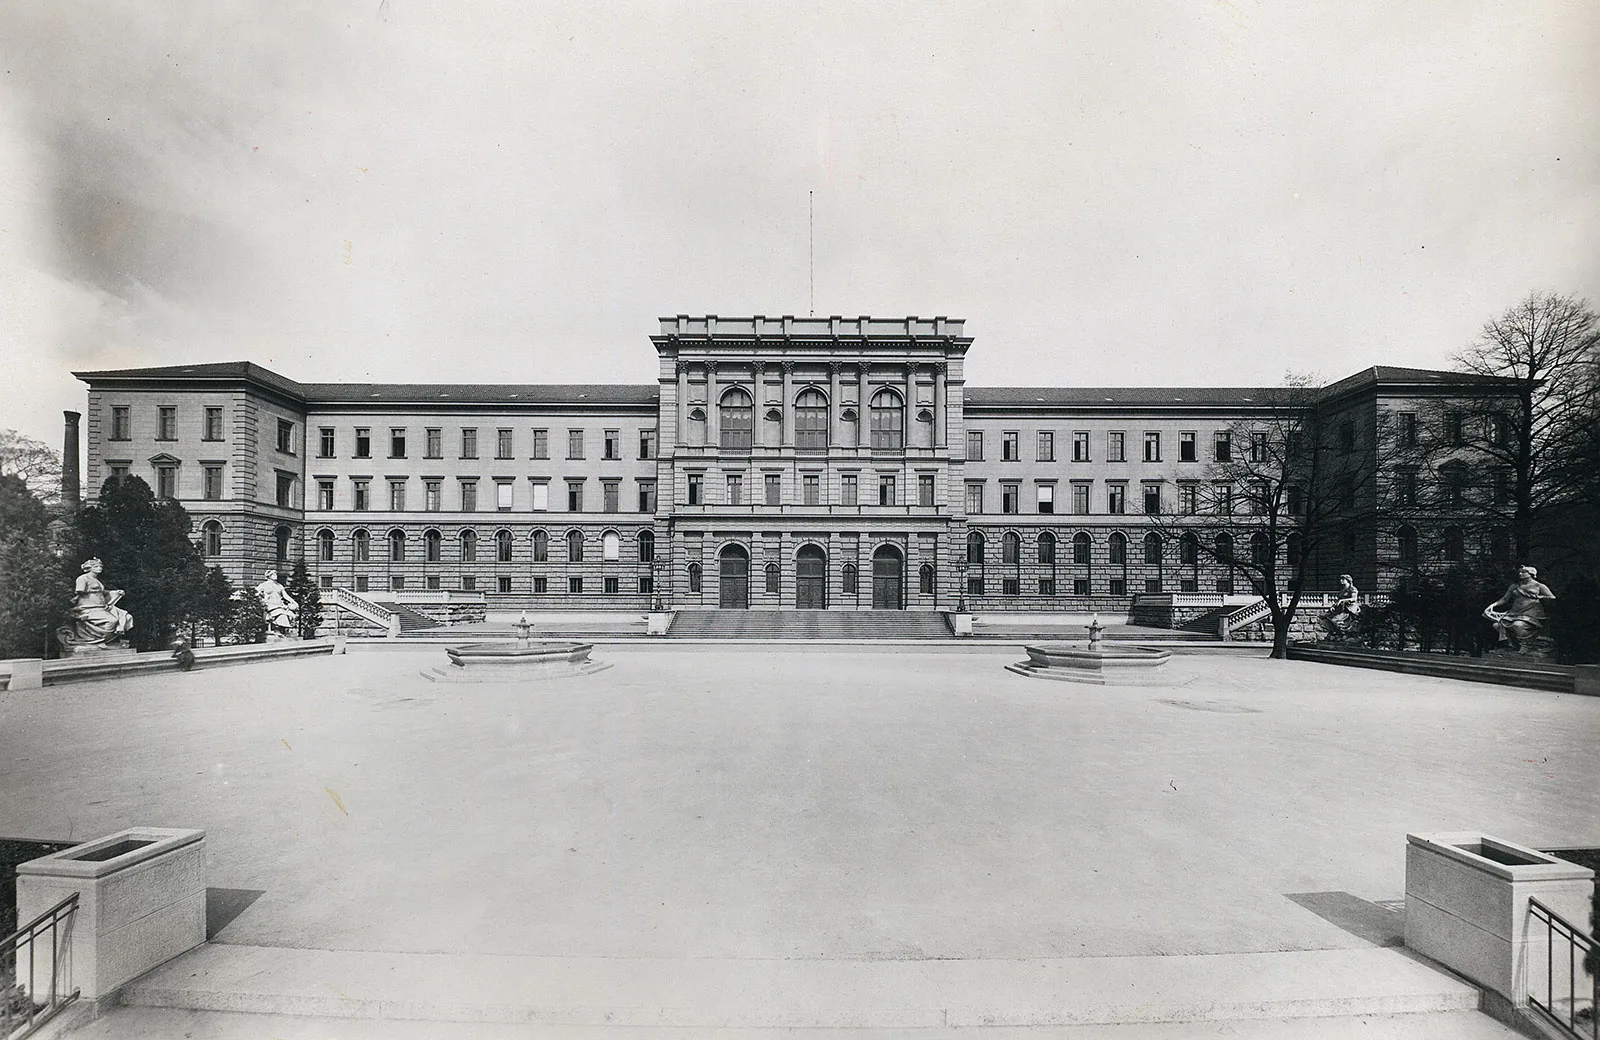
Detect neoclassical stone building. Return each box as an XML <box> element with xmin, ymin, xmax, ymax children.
<box><xmin>73</xmin><ymin>315</ymin><xmax>1508</xmax><ymax>613</ymax></box>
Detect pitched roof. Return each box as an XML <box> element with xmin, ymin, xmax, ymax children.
<box><xmin>298</xmin><ymin>383</ymin><xmax>658</xmax><ymax>405</ymax></box>
<box><xmin>964</xmin><ymin>386</ymin><xmax>1289</xmax><ymax>408</ymax></box>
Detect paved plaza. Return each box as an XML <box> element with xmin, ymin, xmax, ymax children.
<box><xmin>2</xmin><ymin>646</ymin><xmax>1596</xmax><ymax>1034</ymax></box>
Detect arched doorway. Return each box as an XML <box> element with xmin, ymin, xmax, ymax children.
<box><xmin>796</xmin><ymin>545</ymin><xmax>827</xmax><ymax>608</ymax></box>
<box><xmin>719</xmin><ymin>544</ymin><xmax>750</xmax><ymax>608</ymax></box>
<box><xmin>871</xmin><ymin>544</ymin><xmax>903</xmax><ymax>609</ymax></box>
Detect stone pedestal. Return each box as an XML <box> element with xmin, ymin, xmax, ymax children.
<box><xmin>1404</xmin><ymin>832</ymin><xmax>1594</xmax><ymax>1007</ymax></box>
<box><xmin>7</xmin><ymin>658</ymin><xmax>43</xmax><ymax>690</ymax></box>
<box><xmin>647</xmin><ymin>612</ymin><xmax>673</xmax><ymax>636</ymax></box>
<box><xmin>15</xmin><ymin>828</ymin><xmax>207</xmax><ymax>1000</ymax></box>
<box><xmin>948</xmin><ymin>613</ymin><xmax>973</xmax><ymax>637</ymax></box>
<box><xmin>332</xmin><ymin>634</ymin><xmax>348</xmax><ymax>655</ymax></box>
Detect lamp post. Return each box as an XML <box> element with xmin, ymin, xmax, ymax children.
<box><xmin>651</xmin><ymin>561</ymin><xmax>664</xmax><ymax>611</ymax></box>
<box><xmin>956</xmin><ymin>560</ymin><xmax>968</xmax><ymax>613</ymax></box>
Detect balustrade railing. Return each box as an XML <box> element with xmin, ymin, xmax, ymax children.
<box><xmin>2</xmin><ymin>894</ymin><xmax>79</xmax><ymax>1039</ymax></box>
<box><xmin>327</xmin><ymin>587</ymin><xmax>399</xmax><ymax>636</ymax></box>
<box><xmin>1529</xmin><ymin>896</ymin><xmax>1597</xmax><ymax>1039</ymax></box>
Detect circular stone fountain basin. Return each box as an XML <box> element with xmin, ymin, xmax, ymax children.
<box><xmin>421</xmin><ymin>641</ymin><xmax>612</xmax><ymax>683</ymax></box>
<box><xmin>1005</xmin><ymin>642</ymin><xmax>1173</xmax><ymax>685</ymax></box>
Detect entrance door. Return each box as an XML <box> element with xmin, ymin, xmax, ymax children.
<box><xmin>796</xmin><ymin>545</ymin><xmax>827</xmax><ymax>609</ymax></box>
<box><xmin>871</xmin><ymin>545</ymin><xmax>903</xmax><ymax>609</ymax></box>
<box><xmin>719</xmin><ymin>545</ymin><xmax>749</xmax><ymax>608</ymax></box>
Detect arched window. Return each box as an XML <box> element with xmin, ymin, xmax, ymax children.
<box><xmin>203</xmin><ymin>520</ymin><xmax>223</xmax><ymax>558</ymax></box>
<box><xmin>425</xmin><ymin>528</ymin><xmax>442</xmax><ymax>563</ymax></box>
<box><xmin>496</xmin><ymin>529</ymin><xmax>514</xmax><ymax>563</ymax></box>
<box><xmin>602</xmin><ymin>531</ymin><xmax>620</xmax><ymax>561</ymax></box>
<box><xmin>688</xmin><ymin>562</ymin><xmax>702</xmax><ymax>593</ymax></box>
<box><xmin>842</xmin><ymin>563</ymin><xmax>858</xmax><ymax>595</ymax></box>
<box><xmin>919</xmin><ymin>563</ymin><xmax>935</xmax><ymax>595</ymax></box>
<box><xmin>318</xmin><ymin>528</ymin><xmax>335</xmax><ymax>563</ymax></box>
<box><xmin>638</xmin><ymin>530</ymin><xmax>655</xmax><ymax>562</ymax></box>
<box><xmin>765</xmin><ymin>561</ymin><xmax>780</xmax><ymax>594</ymax></box>
<box><xmin>276</xmin><ymin>526</ymin><xmax>292</xmax><ymax>563</ymax></box>
<box><xmin>1488</xmin><ymin>526</ymin><xmax>1510</xmax><ymax>560</ymax></box>
<box><xmin>1285</xmin><ymin>532</ymin><xmax>1303</xmax><ymax>569</ymax></box>
<box><xmin>1214</xmin><ymin>532</ymin><xmax>1234</xmax><ymax>563</ymax></box>
<box><xmin>1003</xmin><ymin>532</ymin><xmax>1021</xmax><ymax>565</ymax></box>
<box><xmin>869</xmin><ymin>388</ymin><xmax>904</xmax><ymax>450</ymax></box>
<box><xmin>1180</xmin><ymin>532</ymin><xmax>1198</xmax><ymax>566</ymax></box>
<box><xmin>353</xmin><ymin>529</ymin><xmax>370</xmax><ymax>563</ymax></box>
<box><xmin>460</xmin><ymin>529</ymin><xmax>478</xmax><ymax>562</ymax></box>
<box><xmin>1443</xmin><ymin>525</ymin><xmax>1465</xmax><ymax>562</ymax></box>
<box><xmin>966</xmin><ymin>531</ymin><xmax>985</xmax><ymax>566</ymax></box>
<box><xmin>566</xmin><ymin>529</ymin><xmax>584</xmax><ymax>562</ymax></box>
<box><xmin>1396</xmin><ymin>525</ymin><xmax>1418</xmax><ymax>568</ymax></box>
<box><xmin>1143</xmin><ymin>532</ymin><xmax>1162</xmax><ymax>565</ymax></box>
<box><xmin>532</xmin><ymin>529</ymin><xmax>547</xmax><ymax>562</ymax></box>
<box><xmin>1250</xmin><ymin>532</ymin><xmax>1271</xmax><ymax>568</ymax></box>
<box><xmin>720</xmin><ymin>387</ymin><xmax>753</xmax><ymax>450</ymax></box>
<box><xmin>795</xmin><ymin>388</ymin><xmax>828</xmax><ymax>450</ymax></box>
<box><xmin>1038</xmin><ymin>532</ymin><xmax>1056</xmax><ymax>565</ymax></box>
<box><xmin>687</xmin><ymin>407</ymin><xmax>707</xmax><ymax>446</ymax></box>
<box><xmin>1073</xmin><ymin>532</ymin><xmax>1091</xmax><ymax>565</ymax></box>
<box><xmin>388</xmin><ymin>529</ymin><xmax>406</xmax><ymax>563</ymax></box>
<box><xmin>1108</xmin><ymin>532</ymin><xmax>1127</xmax><ymax>566</ymax></box>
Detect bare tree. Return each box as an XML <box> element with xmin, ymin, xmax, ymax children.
<box><xmin>0</xmin><ymin>430</ymin><xmax>63</xmax><ymax>506</ymax></box>
<box><xmin>1452</xmin><ymin>292</ymin><xmax>1600</xmax><ymax>561</ymax></box>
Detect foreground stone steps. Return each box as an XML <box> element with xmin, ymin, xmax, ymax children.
<box><xmin>119</xmin><ymin>944</ymin><xmax>1480</xmax><ymax>1030</ymax></box>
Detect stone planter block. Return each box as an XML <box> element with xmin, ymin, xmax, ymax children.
<box><xmin>646</xmin><ymin>612</ymin><xmax>673</xmax><ymax>636</ymax></box>
<box><xmin>948</xmin><ymin>613</ymin><xmax>973</xmax><ymax>636</ymax></box>
<box><xmin>15</xmin><ymin>828</ymin><xmax>206</xmax><ymax>1000</ymax></box>
<box><xmin>332</xmin><ymin>634</ymin><xmax>348</xmax><ymax>655</ymax></box>
<box><xmin>7</xmin><ymin>658</ymin><xmax>43</xmax><ymax>690</ymax></box>
<box><xmin>1404</xmin><ymin>832</ymin><xmax>1594</xmax><ymax>1006</ymax></box>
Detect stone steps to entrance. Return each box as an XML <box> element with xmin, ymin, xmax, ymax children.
<box><xmin>666</xmin><ymin>609</ymin><xmax>953</xmax><ymax>640</ymax></box>
<box><xmin>116</xmin><ymin>944</ymin><xmax>1483</xmax><ymax>1031</ymax></box>
<box><xmin>369</xmin><ymin>602</ymin><xmax>443</xmax><ymax>631</ymax></box>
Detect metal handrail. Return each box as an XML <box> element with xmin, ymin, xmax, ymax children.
<box><xmin>1528</xmin><ymin>896</ymin><xmax>1597</xmax><ymax>1039</ymax></box>
<box><xmin>1</xmin><ymin>893</ymin><xmax>80</xmax><ymax>1039</ymax></box>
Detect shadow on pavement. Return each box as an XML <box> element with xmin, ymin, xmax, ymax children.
<box><xmin>207</xmin><ymin>888</ymin><xmax>266</xmax><ymax>940</ymax></box>
<box><xmin>1285</xmin><ymin>891</ymin><xmax>1405</xmax><ymax>947</ymax></box>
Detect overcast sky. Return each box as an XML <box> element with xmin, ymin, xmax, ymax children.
<box><xmin>2</xmin><ymin>1</ymin><xmax>1596</xmax><ymax>450</ymax></box>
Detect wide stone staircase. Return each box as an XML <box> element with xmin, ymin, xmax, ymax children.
<box><xmin>366</xmin><ymin>601</ymin><xmax>442</xmax><ymax>633</ymax></box>
<box><xmin>667</xmin><ymin>609</ymin><xmax>952</xmax><ymax>640</ymax></box>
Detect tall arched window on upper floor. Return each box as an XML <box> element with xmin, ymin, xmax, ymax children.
<box><xmin>1002</xmin><ymin>532</ymin><xmax>1021</xmax><ymax>566</ymax></box>
<box><xmin>276</xmin><ymin>526</ymin><xmax>292</xmax><ymax>564</ymax></box>
<box><xmin>720</xmin><ymin>387</ymin><xmax>753</xmax><ymax>450</ymax></box>
<box><xmin>795</xmin><ymin>388</ymin><xmax>828</xmax><ymax>451</ymax></box>
<box><xmin>425</xmin><ymin>528</ymin><xmax>442</xmax><ymax>563</ymax></box>
<box><xmin>919</xmin><ymin>563</ymin><xmax>935</xmax><ymax>595</ymax></box>
<box><xmin>1143</xmin><ymin>532</ymin><xmax>1162</xmax><ymax>566</ymax></box>
<box><xmin>869</xmin><ymin>388</ymin><xmax>904</xmax><ymax>450</ymax></box>
<box><xmin>496</xmin><ymin>529</ymin><xmax>513</xmax><ymax>563</ymax></box>
<box><xmin>566</xmin><ymin>529</ymin><xmax>584</xmax><ymax>563</ymax></box>
<box><xmin>1250</xmin><ymin>532</ymin><xmax>1271</xmax><ymax>569</ymax></box>
<box><xmin>203</xmin><ymin>520</ymin><xmax>223</xmax><ymax>558</ymax></box>
<box><xmin>1108</xmin><ymin>532</ymin><xmax>1127</xmax><ymax>566</ymax></box>
<box><xmin>1180</xmin><ymin>532</ymin><xmax>1198</xmax><ymax>566</ymax></box>
<box><xmin>602</xmin><ymin>531</ymin><xmax>621</xmax><ymax>561</ymax></box>
<box><xmin>1038</xmin><ymin>531</ymin><xmax>1056</xmax><ymax>565</ymax></box>
<box><xmin>353</xmin><ymin>529</ymin><xmax>370</xmax><ymax>563</ymax></box>
<box><xmin>841</xmin><ymin>563</ymin><xmax>858</xmax><ymax>595</ymax></box>
<box><xmin>966</xmin><ymin>531</ymin><xmax>985</xmax><ymax>567</ymax></box>
<box><xmin>637</xmin><ymin>529</ymin><xmax>655</xmax><ymax>562</ymax></box>
<box><xmin>460</xmin><ymin>529</ymin><xmax>478</xmax><ymax>562</ymax></box>
<box><xmin>317</xmin><ymin>528</ymin><xmax>335</xmax><ymax>563</ymax></box>
<box><xmin>1073</xmin><ymin>532</ymin><xmax>1091</xmax><ymax>565</ymax></box>
<box><xmin>1214</xmin><ymin>532</ymin><xmax>1234</xmax><ymax>564</ymax></box>
<box><xmin>532</xmin><ymin>529</ymin><xmax>547</xmax><ymax>562</ymax></box>
<box><xmin>1396</xmin><ymin>525</ymin><xmax>1418</xmax><ymax>569</ymax></box>
<box><xmin>388</xmin><ymin>529</ymin><xmax>406</xmax><ymax>563</ymax></box>
<box><xmin>765</xmin><ymin>561</ymin><xmax>780</xmax><ymax>594</ymax></box>
<box><xmin>688</xmin><ymin>562</ymin><xmax>703</xmax><ymax>594</ymax></box>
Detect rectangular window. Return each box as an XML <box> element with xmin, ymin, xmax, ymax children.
<box><xmin>1339</xmin><ymin>422</ymin><xmax>1355</xmax><ymax>453</ymax></box>
<box><xmin>967</xmin><ymin>575</ymin><xmax>984</xmax><ymax>596</ymax></box>
<box><xmin>461</xmin><ymin>480</ymin><xmax>478</xmax><ymax>512</ymax></box>
<box><xmin>687</xmin><ymin>473</ymin><xmax>703</xmax><ymax>505</ymax></box>
<box><xmin>425</xmin><ymin>428</ymin><xmax>442</xmax><ymax>459</ymax></box>
<box><xmin>803</xmin><ymin>474</ymin><xmax>819</xmax><ymax>506</ymax></box>
<box><xmin>1002</xmin><ymin>577</ymin><xmax>1019</xmax><ymax>596</ymax></box>
<box><xmin>355</xmin><ymin>574</ymin><xmax>369</xmax><ymax>593</ymax></box>
<box><xmin>1214</xmin><ymin>483</ymin><xmax>1233</xmax><ymax>514</ymax></box>
<box><xmin>321</xmin><ymin>575</ymin><xmax>334</xmax><ymax>589</ymax></box>
<box><xmin>1073</xmin><ymin>577</ymin><xmax>1089</xmax><ymax>596</ymax></box>
<box><xmin>1251</xmin><ymin>430</ymin><xmax>1269</xmax><ymax>463</ymax></box>
<box><xmin>966</xmin><ymin>430</ymin><xmax>983</xmax><ymax>460</ymax></box>
<box><xmin>639</xmin><ymin>575</ymin><xmax>654</xmax><ymax>596</ymax></box>
<box><xmin>1287</xmin><ymin>485</ymin><xmax>1303</xmax><ymax>514</ymax></box>
<box><xmin>918</xmin><ymin>473</ymin><xmax>935</xmax><ymax>507</ymax></box>
<box><xmin>1144</xmin><ymin>432</ymin><xmax>1160</xmax><ymax>462</ymax></box>
<box><xmin>1001</xmin><ymin>483</ymin><xmax>1019</xmax><ymax>514</ymax></box>
<box><xmin>568</xmin><ymin>576</ymin><xmax>584</xmax><ymax>595</ymax></box>
<box><xmin>639</xmin><ymin>429</ymin><xmax>656</xmax><ymax>460</ymax></box>
<box><xmin>389</xmin><ymin>480</ymin><xmax>406</xmax><ymax>511</ymax></box>
<box><xmin>531</xmin><ymin>481</ymin><xmax>549</xmax><ymax>511</ymax></box>
<box><xmin>726</xmin><ymin>474</ymin><xmax>743</xmax><ymax>506</ymax></box>
<box><xmin>153</xmin><ymin>465</ymin><xmax>177</xmax><ymax>499</ymax></box>
<box><xmin>427</xmin><ymin>575</ymin><xmax>441</xmax><ymax>591</ymax></box>
<box><xmin>392</xmin><ymin>576</ymin><xmax>406</xmax><ymax>592</ymax></box>
<box><xmin>1002</xmin><ymin>432</ymin><xmax>1019</xmax><ymax>461</ymax></box>
<box><xmin>108</xmin><ymin>464</ymin><xmax>129</xmax><ymax>481</ymax></box>
<box><xmin>1107</xmin><ymin>483</ymin><xmax>1126</xmax><ymax>514</ymax></box>
<box><xmin>604</xmin><ymin>576</ymin><xmax>619</xmax><ymax>595</ymax></box>
<box><xmin>276</xmin><ymin>418</ymin><xmax>294</xmax><ymax>453</ymax></box>
<box><xmin>567</xmin><ymin>480</ymin><xmax>584</xmax><ymax>512</ymax></box>
<box><xmin>1179</xmin><ymin>432</ymin><xmax>1196</xmax><ymax>462</ymax></box>
<box><xmin>568</xmin><ymin>429</ymin><xmax>585</xmax><ymax>459</ymax></box>
<box><xmin>1180</xmin><ymin>483</ymin><xmax>1198</xmax><ymax>515</ymax></box>
<box><xmin>1107</xmin><ymin>432</ymin><xmax>1126</xmax><ymax>463</ymax></box>
<box><xmin>531</xmin><ymin>576</ymin><xmax>546</xmax><ymax>594</ymax></box>
<box><xmin>603</xmin><ymin>430</ymin><xmax>620</xmax><ymax>460</ymax></box>
<box><xmin>1072</xmin><ymin>483</ymin><xmax>1090</xmax><ymax>515</ymax></box>
<box><xmin>354</xmin><ymin>428</ymin><xmax>371</xmax><ymax>458</ymax></box>
<box><xmin>390</xmin><ymin>428</ymin><xmax>406</xmax><ymax>458</ymax></box>
<box><xmin>496</xmin><ymin>429</ymin><xmax>513</xmax><ymax>459</ymax></box>
<box><xmin>205</xmin><ymin>408</ymin><xmax>225</xmax><ymax>441</ymax></box>
<box><xmin>1109</xmin><ymin>578</ymin><xmax>1127</xmax><ymax>597</ymax></box>
<box><xmin>765</xmin><ymin>473</ymin><xmax>781</xmax><ymax>506</ymax></box>
<box><xmin>1143</xmin><ymin>483</ymin><xmax>1161</xmax><ymax>515</ymax></box>
<box><xmin>1214</xmin><ymin>431</ymin><xmax>1231</xmax><ymax>462</ymax></box>
<box><xmin>878</xmin><ymin>474</ymin><xmax>895</xmax><ymax>506</ymax></box>
<box><xmin>1493</xmin><ymin>469</ymin><xmax>1511</xmax><ymax>506</ymax></box>
<box><xmin>1397</xmin><ymin>412</ymin><xmax>1417</xmax><ymax>448</ymax></box>
<box><xmin>603</xmin><ymin>481</ymin><xmax>619</xmax><ymax>513</ymax></box>
<box><xmin>461</xmin><ymin>575</ymin><xmax>477</xmax><ymax>592</ymax></box>
<box><xmin>638</xmin><ymin>480</ymin><xmax>657</xmax><ymax>512</ymax></box>
<box><xmin>500</xmin><ymin>576</ymin><xmax>513</xmax><ymax>594</ymax></box>
<box><xmin>316</xmin><ymin>478</ymin><xmax>332</xmax><ymax>510</ymax></box>
<box><xmin>110</xmin><ymin>406</ymin><xmax>131</xmax><ymax>440</ymax></box>
<box><xmin>1037</xmin><ymin>484</ymin><xmax>1054</xmax><ymax>514</ymax></box>
<box><xmin>531</xmin><ymin>428</ymin><xmax>549</xmax><ymax>459</ymax></box>
<box><xmin>1073</xmin><ymin>432</ymin><xmax>1090</xmax><ymax>462</ymax></box>
<box><xmin>157</xmin><ymin>407</ymin><xmax>177</xmax><ymax>441</ymax></box>
<box><xmin>206</xmin><ymin>467</ymin><xmax>226</xmax><ymax>502</ymax></box>
<box><xmin>353</xmin><ymin>479</ymin><xmax>370</xmax><ymax>511</ymax></box>
<box><xmin>966</xmin><ymin>482</ymin><xmax>983</xmax><ymax>514</ymax></box>
<box><xmin>461</xmin><ymin>428</ymin><xmax>478</xmax><ymax>458</ymax></box>
<box><xmin>425</xmin><ymin>480</ymin><xmax>442</xmax><ymax>512</ymax></box>
<box><xmin>1037</xmin><ymin>431</ymin><xmax>1054</xmax><ymax>462</ymax></box>
<box><xmin>275</xmin><ymin>471</ymin><xmax>294</xmax><ymax>507</ymax></box>
<box><xmin>841</xmin><ymin>474</ymin><xmax>858</xmax><ymax>507</ymax></box>
<box><xmin>316</xmin><ymin>426</ymin><xmax>333</xmax><ymax>457</ymax></box>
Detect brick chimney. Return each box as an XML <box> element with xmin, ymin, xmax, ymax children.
<box><xmin>62</xmin><ymin>410</ymin><xmax>81</xmax><ymax>510</ymax></box>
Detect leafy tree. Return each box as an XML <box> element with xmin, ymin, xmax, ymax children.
<box><xmin>0</xmin><ymin>430</ymin><xmax>62</xmax><ymax>506</ymax></box>
<box><xmin>63</xmin><ymin>475</ymin><xmax>207</xmax><ymax>652</ymax></box>
<box><xmin>285</xmin><ymin>559</ymin><xmax>323</xmax><ymax>639</ymax></box>
<box><xmin>0</xmin><ymin>474</ymin><xmax>69</xmax><ymax>658</ymax></box>
<box><xmin>232</xmin><ymin>586</ymin><xmax>268</xmax><ymax>644</ymax></box>
<box><xmin>197</xmin><ymin>566</ymin><xmax>237</xmax><ymax>646</ymax></box>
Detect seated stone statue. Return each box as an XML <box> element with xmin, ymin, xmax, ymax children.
<box><xmin>1319</xmin><ymin>574</ymin><xmax>1362</xmax><ymax>640</ymax></box>
<box><xmin>255</xmin><ymin>570</ymin><xmax>300</xmax><ymax>639</ymax></box>
<box><xmin>57</xmin><ymin>558</ymin><xmax>135</xmax><ymax>651</ymax></box>
<box><xmin>1483</xmin><ymin>565</ymin><xmax>1555</xmax><ymax>653</ymax></box>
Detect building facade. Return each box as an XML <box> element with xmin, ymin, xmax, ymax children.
<box><xmin>74</xmin><ymin>315</ymin><xmax>1510</xmax><ymax>612</ymax></box>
